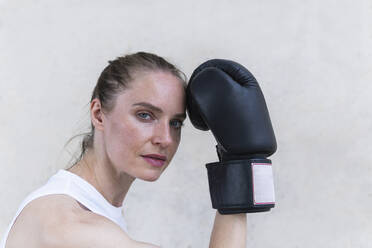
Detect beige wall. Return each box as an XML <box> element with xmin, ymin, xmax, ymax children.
<box><xmin>1</xmin><ymin>0</ymin><xmax>371</xmax><ymax>247</ymax></box>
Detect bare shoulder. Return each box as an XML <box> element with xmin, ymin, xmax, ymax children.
<box><xmin>6</xmin><ymin>194</ymin><xmax>81</xmax><ymax>248</ymax></box>
<box><xmin>6</xmin><ymin>194</ymin><xmax>160</xmax><ymax>248</ymax></box>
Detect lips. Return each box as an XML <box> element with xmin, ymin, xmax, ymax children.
<box><xmin>141</xmin><ymin>154</ymin><xmax>167</xmax><ymax>167</ymax></box>
<box><xmin>142</xmin><ymin>154</ymin><xmax>167</xmax><ymax>161</ymax></box>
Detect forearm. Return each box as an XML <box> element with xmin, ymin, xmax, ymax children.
<box><xmin>209</xmin><ymin>211</ymin><xmax>247</xmax><ymax>248</ymax></box>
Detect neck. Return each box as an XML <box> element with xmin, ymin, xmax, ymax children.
<box><xmin>67</xmin><ymin>150</ymin><xmax>135</xmax><ymax>207</ymax></box>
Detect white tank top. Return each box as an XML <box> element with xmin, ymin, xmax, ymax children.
<box><xmin>0</xmin><ymin>169</ymin><xmax>128</xmax><ymax>248</ymax></box>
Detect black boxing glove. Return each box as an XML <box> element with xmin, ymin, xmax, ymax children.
<box><xmin>186</xmin><ymin>59</ymin><xmax>277</xmax><ymax>214</ymax></box>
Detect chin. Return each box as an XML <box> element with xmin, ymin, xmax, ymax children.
<box><xmin>143</xmin><ymin>176</ymin><xmax>160</xmax><ymax>182</ymax></box>
<box><xmin>139</xmin><ymin>171</ymin><xmax>162</xmax><ymax>182</ymax></box>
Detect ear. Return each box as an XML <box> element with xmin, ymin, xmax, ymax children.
<box><xmin>90</xmin><ymin>98</ymin><xmax>104</xmax><ymax>131</ymax></box>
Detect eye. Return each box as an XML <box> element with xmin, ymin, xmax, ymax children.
<box><xmin>170</xmin><ymin>119</ymin><xmax>184</xmax><ymax>129</ymax></box>
<box><xmin>137</xmin><ymin>112</ymin><xmax>153</xmax><ymax>120</ymax></box>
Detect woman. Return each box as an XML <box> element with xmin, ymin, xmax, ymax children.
<box><xmin>1</xmin><ymin>52</ymin><xmax>246</xmax><ymax>247</ymax></box>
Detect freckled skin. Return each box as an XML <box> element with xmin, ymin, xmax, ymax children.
<box><xmin>101</xmin><ymin>71</ymin><xmax>186</xmax><ymax>182</ymax></box>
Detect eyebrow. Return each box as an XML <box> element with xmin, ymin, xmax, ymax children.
<box><xmin>132</xmin><ymin>102</ymin><xmax>186</xmax><ymax>119</ymax></box>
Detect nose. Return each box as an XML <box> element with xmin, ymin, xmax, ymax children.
<box><xmin>152</xmin><ymin>121</ymin><xmax>173</xmax><ymax>148</ymax></box>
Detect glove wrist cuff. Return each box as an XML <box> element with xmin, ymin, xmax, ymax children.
<box><xmin>206</xmin><ymin>158</ymin><xmax>275</xmax><ymax>214</ymax></box>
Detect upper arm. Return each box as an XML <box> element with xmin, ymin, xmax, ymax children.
<box><xmin>42</xmin><ymin>210</ymin><xmax>160</xmax><ymax>248</ymax></box>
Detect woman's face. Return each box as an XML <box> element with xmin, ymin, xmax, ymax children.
<box><xmin>100</xmin><ymin>71</ymin><xmax>186</xmax><ymax>181</ymax></box>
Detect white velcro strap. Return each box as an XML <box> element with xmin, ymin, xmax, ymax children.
<box><xmin>252</xmin><ymin>163</ymin><xmax>275</xmax><ymax>205</ymax></box>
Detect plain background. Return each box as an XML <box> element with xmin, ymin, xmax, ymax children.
<box><xmin>1</xmin><ymin>0</ymin><xmax>371</xmax><ymax>247</ymax></box>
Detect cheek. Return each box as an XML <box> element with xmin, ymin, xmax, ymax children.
<box><xmin>170</xmin><ymin>131</ymin><xmax>182</xmax><ymax>151</ymax></box>
<box><xmin>106</xmin><ymin>118</ymin><xmax>150</xmax><ymax>161</ymax></box>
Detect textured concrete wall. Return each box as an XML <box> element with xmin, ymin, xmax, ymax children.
<box><xmin>1</xmin><ymin>0</ymin><xmax>371</xmax><ymax>247</ymax></box>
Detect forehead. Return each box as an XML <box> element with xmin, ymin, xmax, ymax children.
<box><xmin>115</xmin><ymin>71</ymin><xmax>186</xmax><ymax>113</ymax></box>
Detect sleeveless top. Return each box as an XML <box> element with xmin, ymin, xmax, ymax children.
<box><xmin>0</xmin><ymin>169</ymin><xmax>128</xmax><ymax>248</ymax></box>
